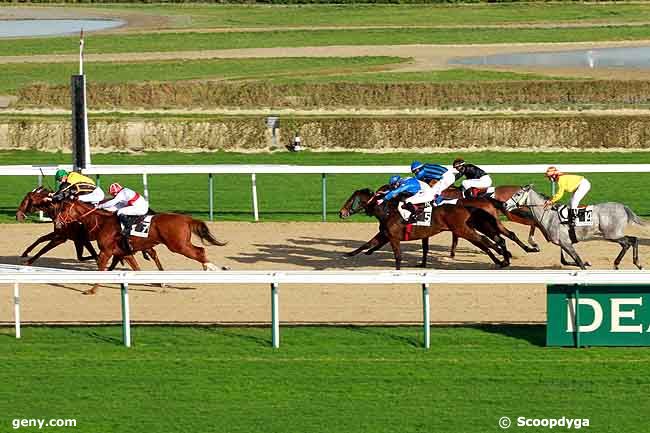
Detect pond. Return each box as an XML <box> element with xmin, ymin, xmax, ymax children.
<box><xmin>0</xmin><ymin>19</ymin><xmax>124</xmax><ymax>38</ymax></box>
<box><xmin>450</xmin><ymin>46</ymin><xmax>650</xmax><ymax>69</ymax></box>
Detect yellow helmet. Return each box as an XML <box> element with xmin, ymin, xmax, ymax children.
<box><xmin>545</xmin><ymin>166</ymin><xmax>560</xmax><ymax>178</ymax></box>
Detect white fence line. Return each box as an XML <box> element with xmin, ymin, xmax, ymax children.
<box><xmin>3</xmin><ymin>163</ymin><xmax>650</xmax><ymax>222</ymax></box>
<box><xmin>3</xmin><ymin>269</ymin><xmax>650</xmax><ymax>348</ymax></box>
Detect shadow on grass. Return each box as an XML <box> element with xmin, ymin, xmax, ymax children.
<box><xmin>473</xmin><ymin>324</ymin><xmax>546</xmax><ymax>347</ymax></box>
<box><xmin>343</xmin><ymin>325</ymin><xmax>422</xmax><ymax>348</ymax></box>
<box><xmin>63</xmin><ymin>326</ymin><xmax>123</xmax><ymax>346</ymax></box>
<box><xmin>197</xmin><ymin>326</ymin><xmax>271</xmax><ymax>347</ymax></box>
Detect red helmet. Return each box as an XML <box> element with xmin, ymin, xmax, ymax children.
<box><xmin>109</xmin><ymin>183</ymin><xmax>123</xmax><ymax>196</ymax></box>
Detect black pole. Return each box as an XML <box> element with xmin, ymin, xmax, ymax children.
<box><xmin>71</xmin><ymin>74</ymin><xmax>86</xmax><ymax>171</ymax></box>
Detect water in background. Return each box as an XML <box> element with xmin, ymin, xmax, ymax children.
<box><xmin>0</xmin><ymin>19</ymin><xmax>124</xmax><ymax>38</ymax></box>
<box><xmin>450</xmin><ymin>46</ymin><xmax>650</xmax><ymax>69</ymax></box>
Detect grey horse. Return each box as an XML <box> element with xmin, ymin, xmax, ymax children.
<box><xmin>504</xmin><ymin>185</ymin><xmax>644</xmax><ymax>270</ymax></box>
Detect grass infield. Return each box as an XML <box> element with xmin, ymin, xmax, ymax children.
<box><xmin>0</xmin><ymin>325</ymin><xmax>647</xmax><ymax>433</ymax></box>
<box><xmin>1</xmin><ymin>150</ymin><xmax>649</xmax><ymax>223</ymax></box>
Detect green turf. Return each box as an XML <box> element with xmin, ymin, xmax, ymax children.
<box><xmin>5</xmin><ymin>25</ymin><xmax>650</xmax><ymax>57</ymax></box>
<box><xmin>2</xmin><ymin>150</ymin><xmax>649</xmax><ymax>224</ymax></box>
<box><xmin>0</xmin><ymin>57</ymin><xmax>407</xmax><ymax>94</ymax></box>
<box><xmin>55</xmin><ymin>3</ymin><xmax>650</xmax><ymax>29</ymax></box>
<box><xmin>0</xmin><ymin>325</ymin><xmax>647</xmax><ymax>433</ymax></box>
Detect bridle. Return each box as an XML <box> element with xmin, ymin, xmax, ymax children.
<box><xmin>55</xmin><ymin>200</ymin><xmax>100</xmax><ymax>234</ymax></box>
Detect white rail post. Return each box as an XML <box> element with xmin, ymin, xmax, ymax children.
<box><xmin>422</xmin><ymin>283</ymin><xmax>430</xmax><ymax>349</ymax></box>
<box><xmin>271</xmin><ymin>282</ymin><xmax>279</xmax><ymax>348</ymax></box>
<box><xmin>321</xmin><ymin>173</ymin><xmax>327</xmax><ymax>222</ymax></box>
<box><xmin>121</xmin><ymin>282</ymin><xmax>131</xmax><ymax>348</ymax></box>
<box><xmin>13</xmin><ymin>282</ymin><xmax>21</xmax><ymax>339</ymax></box>
<box><xmin>251</xmin><ymin>173</ymin><xmax>259</xmax><ymax>222</ymax></box>
<box><xmin>142</xmin><ymin>173</ymin><xmax>149</xmax><ymax>202</ymax></box>
<box><xmin>208</xmin><ymin>173</ymin><xmax>214</xmax><ymax>221</ymax></box>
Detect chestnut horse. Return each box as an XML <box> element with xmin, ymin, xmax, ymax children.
<box><xmin>439</xmin><ymin>184</ymin><xmax>540</xmax><ymax>256</ymax></box>
<box><xmin>16</xmin><ymin>187</ymin><xmax>165</xmax><ymax>272</ymax></box>
<box><xmin>55</xmin><ymin>200</ymin><xmax>227</xmax><ymax>294</ymax></box>
<box><xmin>339</xmin><ymin>188</ymin><xmax>510</xmax><ymax>269</ymax></box>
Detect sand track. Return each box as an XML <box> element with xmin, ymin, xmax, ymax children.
<box><xmin>1</xmin><ymin>221</ymin><xmax>647</xmax><ymax>325</ymax></box>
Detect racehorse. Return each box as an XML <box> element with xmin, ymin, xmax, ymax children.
<box><xmin>16</xmin><ymin>187</ymin><xmax>165</xmax><ymax>272</ymax></box>
<box><xmin>339</xmin><ymin>188</ymin><xmax>511</xmax><ymax>269</ymax></box>
<box><xmin>438</xmin><ymin>184</ymin><xmax>541</xmax><ymax>255</ymax></box>
<box><xmin>505</xmin><ymin>185</ymin><xmax>645</xmax><ymax>270</ymax></box>
<box><xmin>55</xmin><ymin>200</ymin><xmax>228</xmax><ymax>294</ymax></box>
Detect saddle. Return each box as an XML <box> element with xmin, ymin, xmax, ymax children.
<box><xmin>464</xmin><ymin>187</ymin><xmax>496</xmax><ymax>199</ymax></box>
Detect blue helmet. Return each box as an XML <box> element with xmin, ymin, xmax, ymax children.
<box><xmin>410</xmin><ymin>160</ymin><xmax>424</xmax><ymax>172</ymax></box>
<box><xmin>388</xmin><ymin>175</ymin><xmax>402</xmax><ymax>187</ymax></box>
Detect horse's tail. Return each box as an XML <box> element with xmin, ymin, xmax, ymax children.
<box><xmin>624</xmin><ymin>206</ymin><xmax>646</xmax><ymax>226</ymax></box>
<box><xmin>190</xmin><ymin>219</ymin><xmax>228</xmax><ymax>246</ymax></box>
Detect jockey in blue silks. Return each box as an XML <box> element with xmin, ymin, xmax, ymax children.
<box><xmin>379</xmin><ymin>174</ymin><xmax>437</xmax><ymax>221</ymax></box>
<box><xmin>410</xmin><ymin>160</ymin><xmax>457</xmax><ymax>203</ymax></box>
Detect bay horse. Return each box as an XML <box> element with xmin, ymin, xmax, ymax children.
<box><xmin>55</xmin><ymin>200</ymin><xmax>228</xmax><ymax>294</ymax></box>
<box><xmin>339</xmin><ymin>188</ymin><xmax>510</xmax><ymax>269</ymax></box>
<box><xmin>439</xmin><ymin>184</ymin><xmax>540</xmax><ymax>256</ymax></box>
<box><xmin>16</xmin><ymin>187</ymin><xmax>165</xmax><ymax>272</ymax></box>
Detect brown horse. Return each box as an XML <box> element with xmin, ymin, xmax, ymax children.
<box><xmin>339</xmin><ymin>188</ymin><xmax>510</xmax><ymax>269</ymax></box>
<box><xmin>55</xmin><ymin>200</ymin><xmax>228</xmax><ymax>294</ymax></box>
<box><xmin>16</xmin><ymin>187</ymin><xmax>165</xmax><ymax>272</ymax></box>
<box><xmin>439</xmin><ymin>184</ymin><xmax>541</xmax><ymax>257</ymax></box>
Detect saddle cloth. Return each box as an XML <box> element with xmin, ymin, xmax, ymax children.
<box><xmin>470</xmin><ymin>186</ymin><xmax>496</xmax><ymax>199</ymax></box>
<box><xmin>557</xmin><ymin>205</ymin><xmax>594</xmax><ymax>227</ymax></box>
<box><xmin>398</xmin><ymin>202</ymin><xmax>433</xmax><ymax>226</ymax></box>
<box><xmin>123</xmin><ymin>215</ymin><xmax>154</xmax><ymax>238</ymax></box>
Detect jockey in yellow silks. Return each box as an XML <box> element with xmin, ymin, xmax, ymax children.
<box><xmin>52</xmin><ymin>169</ymin><xmax>105</xmax><ymax>204</ymax></box>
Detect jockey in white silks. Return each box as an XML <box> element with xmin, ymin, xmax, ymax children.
<box><xmin>96</xmin><ymin>183</ymin><xmax>149</xmax><ymax>251</ymax></box>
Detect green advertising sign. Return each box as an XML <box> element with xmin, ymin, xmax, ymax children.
<box><xmin>547</xmin><ymin>285</ymin><xmax>650</xmax><ymax>347</ymax></box>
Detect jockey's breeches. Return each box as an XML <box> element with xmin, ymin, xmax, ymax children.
<box><xmin>461</xmin><ymin>175</ymin><xmax>492</xmax><ymax>191</ymax></box>
<box><xmin>116</xmin><ymin>197</ymin><xmax>148</xmax><ymax>216</ymax></box>
<box><xmin>77</xmin><ymin>186</ymin><xmax>105</xmax><ymax>204</ymax></box>
<box><xmin>406</xmin><ymin>187</ymin><xmax>436</xmax><ymax>205</ymax></box>
<box><xmin>570</xmin><ymin>179</ymin><xmax>591</xmax><ymax>209</ymax></box>
<box><xmin>430</xmin><ymin>170</ymin><xmax>456</xmax><ymax>197</ymax></box>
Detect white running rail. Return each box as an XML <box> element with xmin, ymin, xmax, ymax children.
<box><xmin>2</xmin><ymin>268</ymin><xmax>649</xmax><ymax>349</ymax></box>
<box><xmin>1</xmin><ymin>163</ymin><xmax>649</xmax><ymax>222</ymax></box>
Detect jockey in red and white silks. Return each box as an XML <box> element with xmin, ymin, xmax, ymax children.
<box><xmin>97</xmin><ymin>183</ymin><xmax>148</xmax><ymax>217</ymax></box>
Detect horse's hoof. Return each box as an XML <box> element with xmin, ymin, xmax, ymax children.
<box><xmin>221</xmin><ymin>266</ymin><xmax>231</xmax><ymax>271</ymax></box>
<box><xmin>530</xmin><ymin>247</ymin><xmax>540</xmax><ymax>253</ymax></box>
<box><xmin>83</xmin><ymin>289</ymin><xmax>97</xmax><ymax>295</ymax></box>
<box><xmin>449</xmin><ymin>254</ymin><xmax>455</xmax><ymax>259</ymax></box>
<box><xmin>585</xmin><ymin>262</ymin><xmax>592</xmax><ymax>267</ymax></box>
<box><xmin>20</xmin><ymin>253</ymin><xmax>28</xmax><ymax>258</ymax></box>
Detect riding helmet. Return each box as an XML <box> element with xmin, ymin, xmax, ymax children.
<box><xmin>389</xmin><ymin>175</ymin><xmax>402</xmax><ymax>187</ymax></box>
<box><xmin>410</xmin><ymin>161</ymin><xmax>424</xmax><ymax>172</ymax></box>
<box><xmin>54</xmin><ymin>169</ymin><xmax>68</xmax><ymax>183</ymax></box>
<box><xmin>109</xmin><ymin>183</ymin><xmax>124</xmax><ymax>196</ymax></box>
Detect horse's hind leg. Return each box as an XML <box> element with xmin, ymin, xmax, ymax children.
<box><xmin>146</xmin><ymin>248</ymin><xmax>165</xmax><ymax>271</ymax></box>
<box><xmin>389</xmin><ymin>237</ymin><xmax>402</xmax><ymax>270</ymax></box>
<box><xmin>24</xmin><ymin>238</ymin><xmax>66</xmax><ymax>265</ymax></box>
<box><xmin>632</xmin><ymin>236</ymin><xmax>643</xmax><ymax>270</ymax></box>
<box><xmin>21</xmin><ymin>231</ymin><xmax>58</xmax><ymax>258</ymax></box>
<box><xmin>612</xmin><ymin>237</ymin><xmax>633</xmax><ymax>270</ymax></box>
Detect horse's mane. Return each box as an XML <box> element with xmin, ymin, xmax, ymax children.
<box><xmin>358</xmin><ymin>188</ymin><xmax>374</xmax><ymax>196</ymax></box>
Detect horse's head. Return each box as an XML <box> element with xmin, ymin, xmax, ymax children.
<box><xmin>16</xmin><ymin>186</ymin><xmax>53</xmax><ymax>221</ymax></box>
<box><xmin>339</xmin><ymin>188</ymin><xmax>376</xmax><ymax>219</ymax></box>
<box><xmin>504</xmin><ymin>185</ymin><xmax>533</xmax><ymax>212</ymax></box>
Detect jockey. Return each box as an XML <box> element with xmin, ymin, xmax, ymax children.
<box><xmin>452</xmin><ymin>159</ymin><xmax>492</xmax><ymax>198</ymax></box>
<box><xmin>96</xmin><ymin>183</ymin><xmax>149</xmax><ymax>251</ymax></box>
<box><xmin>410</xmin><ymin>160</ymin><xmax>456</xmax><ymax>204</ymax></box>
<box><xmin>52</xmin><ymin>169</ymin><xmax>105</xmax><ymax>204</ymax></box>
<box><xmin>544</xmin><ymin>166</ymin><xmax>591</xmax><ymax>239</ymax></box>
<box><xmin>379</xmin><ymin>174</ymin><xmax>436</xmax><ymax>222</ymax></box>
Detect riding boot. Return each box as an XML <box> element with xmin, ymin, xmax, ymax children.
<box><xmin>402</xmin><ymin>202</ymin><xmax>419</xmax><ymax>223</ymax></box>
<box><xmin>568</xmin><ymin>209</ymin><xmax>578</xmax><ymax>244</ymax></box>
<box><xmin>119</xmin><ymin>215</ymin><xmax>132</xmax><ymax>254</ymax></box>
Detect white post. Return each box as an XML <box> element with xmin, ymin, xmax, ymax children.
<box><xmin>142</xmin><ymin>173</ymin><xmax>149</xmax><ymax>202</ymax></box>
<box><xmin>422</xmin><ymin>283</ymin><xmax>430</xmax><ymax>349</ymax></box>
<box><xmin>251</xmin><ymin>173</ymin><xmax>259</xmax><ymax>222</ymax></box>
<box><xmin>121</xmin><ymin>282</ymin><xmax>131</xmax><ymax>348</ymax></box>
<box><xmin>208</xmin><ymin>174</ymin><xmax>214</xmax><ymax>221</ymax></box>
<box><xmin>13</xmin><ymin>282</ymin><xmax>20</xmax><ymax>339</ymax></box>
<box><xmin>271</xmin><ymin>282</ymin><xmax>279</xmax><ymax>348</ymax></box>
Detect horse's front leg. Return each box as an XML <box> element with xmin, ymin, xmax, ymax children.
<box><xmin>84</xmin><ymin>252</ymin><xmax>111</xmax><ymax>295</ymax></box>
<box><xmin>389</xmin><ymin>237</ymin><xmax>402</xmax><ymax>270</ymax></box>
<box><xmin>21</xmin><ymin>231</ymin><xmax>59</xmax><ymax>258</ymax></box>
<box><xmin>559</xmin><ymin>243</ymin><xmax>587</xmax><ymax>270</ymax></box>
<box><xmin>419</xmin><ymin>237</ymin><xmax>429</xmax><ymax>268</ymax></box>
<box><xmin>449</xmin><ymin>234</ymin><xmax>458</xmax><ymax>258</ymax></box>
<box><xmin>24</xmin><ymin>238</ymin><xmax>66</xmax><ymax>265</ymax></box>
<box><xmin>343</xmin><ymin>232</ymin><xmax>385</xmax><ymax>258</ymax></box>
<box><xmin>527</xmin><ymin>225</ymin><xmax>540</xmax><ymax>251</ymax></box>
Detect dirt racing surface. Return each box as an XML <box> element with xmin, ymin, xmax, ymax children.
<box><xmin>1</xmin><ymin>221</ymin><xmax>647</xmax><ymax>325</ymax></box>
